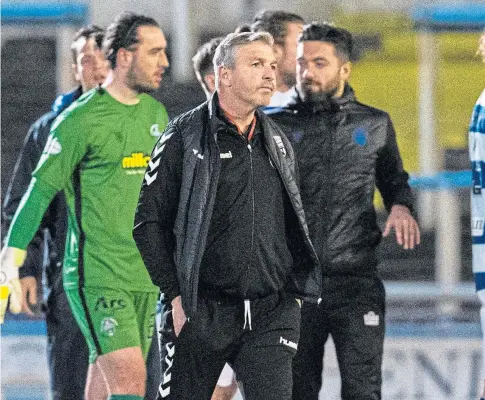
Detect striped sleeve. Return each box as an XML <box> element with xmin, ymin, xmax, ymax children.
<box><xmin>470</xmin><ymin>90</ymin><xmax>485</xmax><ymax>278</ymax></box>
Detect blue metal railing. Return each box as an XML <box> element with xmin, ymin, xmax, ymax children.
<box><xmin>409</xmin><ymin>170</ymin><xmax>471</xmax><ymax>190</ymax></box>
<box><xmin>1</xmin><ymin>2</ymin><xmax>88</xmax><ymax>25</ymax></box>
<box><xmin>412</xmin><ymin>3</ymin><xmax>485</xmax><ymax>31</ymax></box>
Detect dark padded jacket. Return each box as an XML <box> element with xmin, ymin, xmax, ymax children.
<box><xmin>268</xmin><ymin>85</ymin><xmax>414</xmax><ymax>277</ymax></box>
<box><xmin>133</xmin><ymin>95</ymin><xmax>321</xmax><ymax>318</ymax></box>
<box><xmin>2</xmin><ymin>87</ymin><xmax>82</xmax><ymax>295</ymax></box>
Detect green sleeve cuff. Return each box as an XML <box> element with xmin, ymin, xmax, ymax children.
<box><xmin>5</xmin><ymin>178</ymin><xmax>57</xmax><ymax>250</ymax></box>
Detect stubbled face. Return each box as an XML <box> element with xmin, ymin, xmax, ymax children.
<box><xmin>73</xmin><ymin>37</ymin><xmax>110</xmax><ymax>91</ymax></box>
<box><xmin>275</xmin><ymin>22</ymin><xmax>303</xmax><ymax>88</ymax></box>
<box><xmin>296</xmin><ymin>40</ymin><xmax>349</xmax><ymax>102</ymax></box>
<box><xmin>127</xmin><ymin>26</ymin><xmax>169</xmax><ymax>92</ymax></box>
<box><xmin>224</xmin><ymin>41</ymin><xmax>277</xmax><ymax>108</ymax></box>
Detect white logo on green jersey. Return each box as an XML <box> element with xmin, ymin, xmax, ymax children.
<box><xmin>100</xmin><ymin>317</ymin><xmax>118</xmax><ymax>337</ymax></box>
<box><xmin>45</xmin><ymin>136</ymin><xmax>62</xmax><ymax>155</ymax></box>
<box><xmin>150</xmin><ymin>124</ymin><xmax>163</xmax><ymax>137</ymax></box>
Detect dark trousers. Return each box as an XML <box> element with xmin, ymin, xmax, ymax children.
<box><xmin>292</xmin><ymin>276</ymin><xmax>385</xmax><ymax>400</ymax></box>
<box><xmin>46</xmin><ymin>289</ymin><xmax>88</xmax><ymax>400</ymax></box>
<box><xmin>45</xmin><ymin>289</ymin><xmax>160</xmax><ymax>400</ymax></box>
<box><xmin>156</xmin><ymin>292</ymin><xmax>301</xmax><ymax>400</ymax></box>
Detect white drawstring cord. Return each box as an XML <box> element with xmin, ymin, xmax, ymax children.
<box><xmin>243</xmin><ymin>299</ymin><xmax>252</xmax><ymax>330</ymax></box>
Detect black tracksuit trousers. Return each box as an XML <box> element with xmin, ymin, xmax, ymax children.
<box><xmin>156</xmin><ymin>292</ymin><xmax>301</xmax><ymax>400</ymax></box>
<box><xmin>292</xmin><ymin>275</ymin><xmax>385</xmax><ymax>400</ymax></box>
<box><xmin>46</xmin><ymin>289</ymin><xmax>88</xmax><ymax>399</ymax></box>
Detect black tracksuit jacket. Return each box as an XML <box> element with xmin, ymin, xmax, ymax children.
<box><xmin>133</xmin><ymin>94</ymin><xmax>321</xmax><ymax>318</ymax></box>
<box><xmin>269</xmin><ymin>85</ymin><xmax>414</xmax><ymax>277</ymax></box>
<box><xmin>2</xmin><ymin>87</ymin><xmax>82</xmax><ymax>290</ymax></box>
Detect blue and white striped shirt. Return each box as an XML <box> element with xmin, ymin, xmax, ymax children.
<box><xmin>469</xmin><ymin>89</ymin><xmax>485</xmax><ymax>284</ymax></box>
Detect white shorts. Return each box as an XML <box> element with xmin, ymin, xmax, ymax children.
<box><xmin>216</xmin><ymin>363</ymin><xmax>235</xmax><ymax>387</ymax></box>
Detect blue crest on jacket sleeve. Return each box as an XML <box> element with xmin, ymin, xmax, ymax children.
<box><xmin>353</xmin><ymin>127</ymin><xmax>367</xmax><ymax>147</ymax></box>
<box><xmin>291</xmin><ymin>130</ymin><xmax>303</xmax><ymax>144</ymax></box>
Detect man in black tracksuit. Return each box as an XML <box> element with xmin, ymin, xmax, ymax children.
<box><xmin>3</xmin><ymin>86</ymin><xmax>88</xmax><ymax>398</ymax></box>
<box><xmin>133</xmin><ymin>32</ymin><xmax>321</xmax><ymax>400</ymax></box>
<box><xmin>2</xmin><ymin>26</ymin><xmax>160</xmax><ymax>400</ymax></box>
<box><xmin>269</xmin><ymin>23</ymin><xmax>421</xmax><ymax>400</ymax></box>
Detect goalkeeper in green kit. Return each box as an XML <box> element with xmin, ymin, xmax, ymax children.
<box><xmin>1</xmin><ymin>12</ymin><xmax>169</xmax><ymax>400</ymax></box>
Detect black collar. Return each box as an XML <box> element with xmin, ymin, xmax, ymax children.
<box><xmin>209</xmin><ymin>92</ymin><xmax>261</xmax><ymax>139</ymax></box>
<box><xmin>285</xmin><ymin>84</ymin><xmax>356</xmax><ymax>114</ymax></box>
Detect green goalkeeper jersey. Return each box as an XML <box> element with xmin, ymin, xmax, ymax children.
<box><xmin>7</xmin><ymin>89</ymin><xmax>168</xmax><ymax>292</ymax></box>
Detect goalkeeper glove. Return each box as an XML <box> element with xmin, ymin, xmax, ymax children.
<box><xmin>0</xmin><ymin>247</ymin><xmax>27</xmax><ymax>323</ymax></box>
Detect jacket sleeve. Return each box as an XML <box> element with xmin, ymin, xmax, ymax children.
<box><xmin>2</xmin><ymin>118</ymin><xmax>50</xmax><ymax>278</ymax></box>
<box><xmin>6</xmin><ymin>109</ymin><xmax>89</xmax><ymax>251</ymax></box>
<box><xmin>375</xmin><ymin>115</ymin><xmax>414</xmax><ymax>213</ymax></box>
<box><xmin>133</xmin><ymin>124</ymin><xmax>183</xmax><ymax>304</ymax></box>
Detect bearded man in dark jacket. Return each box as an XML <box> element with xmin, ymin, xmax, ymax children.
<box><xmin>133</xmin><ymin>31</ymin><xmax>321</xmax><ymax>400</ymax></box>
<box><xmin>269</xmin><ymin>23</ymin><xmax>420</xmax><ymax>400</ymax></box>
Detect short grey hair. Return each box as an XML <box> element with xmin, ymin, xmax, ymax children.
<box><xmin>213</xmin><ymin>31</ymin><xmax>274</xmax><ymax>84</ymax></box>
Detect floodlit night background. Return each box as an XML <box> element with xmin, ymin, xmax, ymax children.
<box><xmin>1</xmin><ymin>1</ymin><xmax>485</xmax><ymax>399</ymax></box>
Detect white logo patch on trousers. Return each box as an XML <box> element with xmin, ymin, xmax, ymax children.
<box><xmin>364</xmin><ymin>311</ymin><xmax>380</xmax><ymax>326</ymax></box>
<box><xmin>280</xmin><ymin>336</ymin><xmax>298</xmax><ymax>350</ymax></box>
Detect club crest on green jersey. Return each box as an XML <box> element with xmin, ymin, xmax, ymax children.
<box><xmin>44</xmin><ymin>136</ymin><xmax>62</xmax><ymax>155</ymax></box>
<box><xmin>100</xmin><ymin>317</ymin><xmax>118</xmax><ymax>337</ymax></box>
<box><xmin>150</xmin><ymin>124</ymin><xmax>163</xmax><ymax>137</ymax></box>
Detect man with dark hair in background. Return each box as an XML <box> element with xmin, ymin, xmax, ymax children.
<box><xmin>251</xmin><ymin>10</ymin><xmax>304</xmax><ymax>107</ymax></box>
<box><xmin>192</xmin><ymin>37</ymin><xmax>223</xmax><ymax>100</ymax></box>
<box><xmin>1</xmin><ymin>25</ymin><xmax>109</xmax><ymax>400</ymax></box>
<box><xmin>269</xmin><ymin>22</ymin><xmax>420</xmax><ymax>400</ymax></box>
<box><xmin>1</xmin><ymin>12</ymin><xmax>169</xmax><ymax>400</ymax></box>
<box><xmin>134</xmin><ymin>31</ymin><xmax>321</xmax><ymax>400</ymax></box>
<box><xmin>192</xmin><ymin>36</ymin><xmax>239</xmax><ymax>400</ymax></box>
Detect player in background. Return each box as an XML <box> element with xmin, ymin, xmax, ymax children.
<box><xmin>251</xmin><ymin>10</ymin><xmax>304</xmax><ymax>107</ymax></box>
<box><xmin>192</xmin><ymin>37</ymin><xmax>223</xmax><ymax>99</ymax></box>
<box><xmin>1</xmin><ymin>12</ymin><xmax>169</xmax><ymax>400</ymax></box>
<box><xmin>1</xmin><ymin>23</ymin><xmax>163</xmax><ymax>400</ymax></box>
<box><xmin>1</xmin><ymin>25</ymin><xmax>109</xmax><ymax>400</ymax></box>
<box><xmin>470</xmin><ymin>29</ymin><xmax>485</xmax><ymax>400</ymax></box>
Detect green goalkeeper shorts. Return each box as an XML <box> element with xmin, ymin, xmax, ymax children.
<box><xmin>66</xmin><ymin>287</ymin><xmax>158</xmax><ymax>363</ymax></box>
